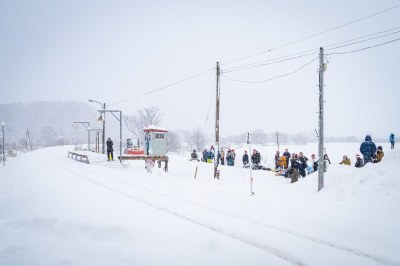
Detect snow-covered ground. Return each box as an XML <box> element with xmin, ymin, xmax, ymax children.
<box><xmin>0</xmin><ymin>143</ymin><xmax>399</xmax><ymax>266</ymax></box>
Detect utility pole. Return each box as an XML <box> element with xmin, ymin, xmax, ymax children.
<box><xmin>247</xmin><ymin>132</ymin><xmax>254</xmax><ymax>196</ymax></box>
<box><xmin>1</xmin><ymin>122</ymin><xmax>5</xmax><ymax>166</ymax></box>
<box><xmin>102</xmin><ymin>103</ymin><xmax>106</xmax><ymax>154</ymax></box>
<box><xmin>276</xmin><ymin>132</ymin><xmax>280</xmax><ymax>153</ymax></box>
<box><xmin>318</xmin><ymin>47</ymin><xmax>325</xmax><ymax>192</ymax></box>
<box><xmin>214</xmin><ymin>62</ymin><xmax>221</xmax><ymax>179</ymax></box>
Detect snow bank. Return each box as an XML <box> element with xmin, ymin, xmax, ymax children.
<box><xmin>0</xmin><ymin>144</ymin><xmax>398</xmax><ymax>265</ymax></box>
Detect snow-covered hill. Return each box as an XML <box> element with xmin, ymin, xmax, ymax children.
<box><xmin>0</xmin><ymin>143</ymin><xmax>399</xmax><ymax>266</ymax></box>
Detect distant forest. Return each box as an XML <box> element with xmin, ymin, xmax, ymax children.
<box><xmin>0</xmin><ymin>101</ymin><xmax>392</xmax><ymax>149</ymax></box>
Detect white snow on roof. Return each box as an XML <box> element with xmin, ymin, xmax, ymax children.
<box><xmin>143</xmin><ymin>124</ymin><xmax>168</xmax><ymax>132</ymax></box>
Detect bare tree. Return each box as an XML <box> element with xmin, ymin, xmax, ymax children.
<box><xmin>166</xmin><ymin>131</ymin><xmax>180</xmax><ymax>152</ymax></box>
<box><xmin>41</xmin><ymin>126</ymin><xmax>58</xmax><ymax>146</ymax></box>
<box><xmin>251</xmin><ymin>129</ymin><xmax>267</xmax><ymax>144</ymax></box>
<box><xmin>124</xmin><ymin>106</ymin><xmax>163</xmax><ymax>140</ymax></box>
<box><xmin>186</xmin><ymin>128</ymin><xmax>206</xmax><ymax>151</ymax></box>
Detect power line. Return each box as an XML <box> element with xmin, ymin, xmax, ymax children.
<box><xmin>106</xmin><ymin>23</ymin><xmax>400</xmax><ymax>106</ymax></box>
<box><xmin>326</xmin><ymin>30</ymin><xmax>400</xmax><ymax>51</ymax></box>
<box><xmin>223</xmin><ymin>49</ymin><xmax>317</xmax><ymax>73</ymax></box>
<box><xmin>326</xmin><ymin>37</ymin><xmax>400</xmax><ymax>55</ymax></box>
<box><xmin>222</xmin><ymin>57</ymin><xmax>319</xmax><ymax>84</ymax></box>
<box><xmin>221</xmin><ymin>4</ymin><xmax>400</xmax><ymax>66</ymax></box>
<box><xmin>223</xmin><ymin>51</ymin><xmax>317</xmax><ymax>74</ymax></box>
<box><xmin>324</xmin><ymin>26</ymin><xmax>400</xmax><ymax>49</ymax></box>
<box><xmin>109</xmin><ymin>68</ymin><xmax>215</xmax><ymax>106</ymax></box>
<box><xmin>223</xmin><ymin>26</ymin><xmax>400</xmax><ymax>73</ymax></box>
<box><xmin>222</xmin><ymin>37</ymin><xmax>399</xmax><ymax>84</ymax></box>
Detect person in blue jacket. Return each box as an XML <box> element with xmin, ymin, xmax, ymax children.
<box><xmin>389</xmin><ymin>133</ymin><xmax>395</xmax><ymax>149</ymax></box>
<box><xmin>360</xmin><ymin>135</ymin><xmax>377</xmax><ymax>164</ymax></box>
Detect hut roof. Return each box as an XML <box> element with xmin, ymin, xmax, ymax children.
<box><xmin>143</xmin><ymin>125</ymin><xmax>168</xmax><ymax>133</ymax></box>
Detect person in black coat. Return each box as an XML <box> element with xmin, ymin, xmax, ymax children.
<box><xmin>242</xmin><ymin>150</ymin><xmax>249</xmax><ymax>167</ymax></box>
<box><xmin>251</xmin><ymin>149</ymin><xmax>261</xmax><ymax>165</ymax></box>
<box><xmin>106</xmin><ymin>138</ymin><xmax>114</xmax><ymax>161</ymax></box>
<box><xmin>298</xmin><ymin>152</ymin><xmax>308</xmax><ymax>177</ymax></box>
<box><xmin>355</xmin><ymin>154</ymin><xmax>364</xmax><ymax>168</ymax></box>
<box><xmin>360</xmin><ymin>135</ymin><xmax>377</xmax><ymax>164</ymax></box>
<box><xmin>190</xmin><ymin>150</ymin><xmax>199</xmax><ymax>161</ymax></box>
<box><xmin>251</xmin><ymin>149</ymin><xmax>267</xmax><ymax>170</ymax></box>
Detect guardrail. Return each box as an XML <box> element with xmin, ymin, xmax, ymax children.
<box><xmin>68</xmin><ymin>151</ymin><xmax>90</xmax><ymax>164</ymax></box>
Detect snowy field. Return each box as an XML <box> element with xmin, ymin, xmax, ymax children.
<box><xmin>0</xmin><ymin>142</ymin><xmax>399</xmax><ymax>266</ymax></box>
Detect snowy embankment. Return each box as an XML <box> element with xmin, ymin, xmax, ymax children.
<box><xmin>0</xmin><ymin>143</ymin><xmax>399</xmax><ymax>266</ymax></box>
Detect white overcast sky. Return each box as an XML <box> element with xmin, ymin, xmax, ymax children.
<box><xmin>1</xmin><ymin>0</ymin><xmax>399</xmax><ymax>139</ymax></box>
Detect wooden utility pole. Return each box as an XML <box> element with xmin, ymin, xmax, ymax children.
<box><xmin>276</xmin><ymin>132</ymin><xmax>279</xmax><ymax>153</ymax></box>
<box><xmin>318</xmin><ymin>47</ymin><xmax>325</xmax><ymax>192</ymax></box>
<box><xmin>214</xmin><ymin>62</ymin><xmax>221</xmax><ymax>179</ymax></box>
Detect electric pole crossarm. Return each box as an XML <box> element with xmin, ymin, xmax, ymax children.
<box><xmin>100</xmin><ymin>110</ymin><xmax>120</xmax><ymax>122</ymax></box>
<box><xmin>73</xmin><ymin>121</ymin><xmax>90</xmax><ymax>129</ymax></box>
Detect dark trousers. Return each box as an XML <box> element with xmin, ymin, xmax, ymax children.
<box><xmin>364</xmin><ymin>156</ymin><xmax>373</xmax><ymax>164</ymax></box>
<box><xmin>221</xmin><ymin>158</ymin><xmax>225</xmax><ymax>165</ymax></box>
<box><xmin>391</xmin><ymin>141</ymin><xmax>395</xmax><ymax>149</ymax></box>
<box><xmin>299</xmin><ymin>167</ymin><xmax>306</xmax><ymax>177</ymax></box>
<box><xmin>290</xmin><ymin>169</ymin><xmax>299</xmax><ymax>183</ymax></box>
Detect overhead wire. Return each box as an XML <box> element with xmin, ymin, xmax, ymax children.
<box><xmin>221</xmin><ymin>4</ymin><xmax>400</xmax><ymax>66</ymax></box>
<box><xmin>222</xmin><ymin>57</ymin><xmax>319</xmax><ymax>84</ymax></box>
<box><xmin>324</xmin><ymin>26</ymin><xmax>400</xmax><ymax>49</ymax></box>
<box><xmin>222</xmin><ymin>36</ymin><xmax>400</xmax><ymax>84</ymax></box>
<box><xmin>223</xmin><ymin>51</ymin><xmax>318</xmax><ymax>74</ymax></box>
<box><xmin>108</xmin><ymin>5</ymin><xmax>400</xmax><ymax>106</ymax></box>
<box><xmin>109</xmin><ymin>68</ymin><xmax>215</xmax><ymax>106</ymax></box>
<box><xmin>326</xmin><ymin>37</ymin><xmax>400</xmax><ymax>55</ymax></box>
<box><xmin>223</xmin><ymin>26</ymin><xmax>400</xmax><ymax>73</ymax></box>
<box><xmin>326</xmin><ymin>29</ymin><xmax>400</xmax><ymax>51</ymax></box>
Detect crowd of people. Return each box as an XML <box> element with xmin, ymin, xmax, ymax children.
<box><xmin>189</xmin><ymin>133</ymin><xmax>395</xmax><ymax>183</ymax></box>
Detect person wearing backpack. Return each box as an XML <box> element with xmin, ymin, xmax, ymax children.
<box><xmin>360</xmin><ymin>135</ymin><xmax>377</xmax><ymax>164</ymax></box>
<box><xmin>389</xmin><ymin>133</ymin><xmax>395</xmax><ymax>149</ymax></box>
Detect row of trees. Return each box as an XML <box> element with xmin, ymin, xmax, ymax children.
<box><xmin>222</xmin><ymin>130</ymin><xmax>370</xmax><ymax>145</ymax></box>
<box><xmin>122</xmin><ymin>106</ymin><xmax>208</xmax><ymax>152</ymax></box>
<box><xmin>122</xmin><ymin>106</ymin><xmax>378</xmax><ymax>153</ymax></box>
<box><xmin>222</xmin><ymin>130</ymin><xmax>316</xmax><ymax>145</ymax></box>
<box><xmin>123</xmin><ymin>106</ymin><xmax>181</xmax><ymax>152</ymax></box>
